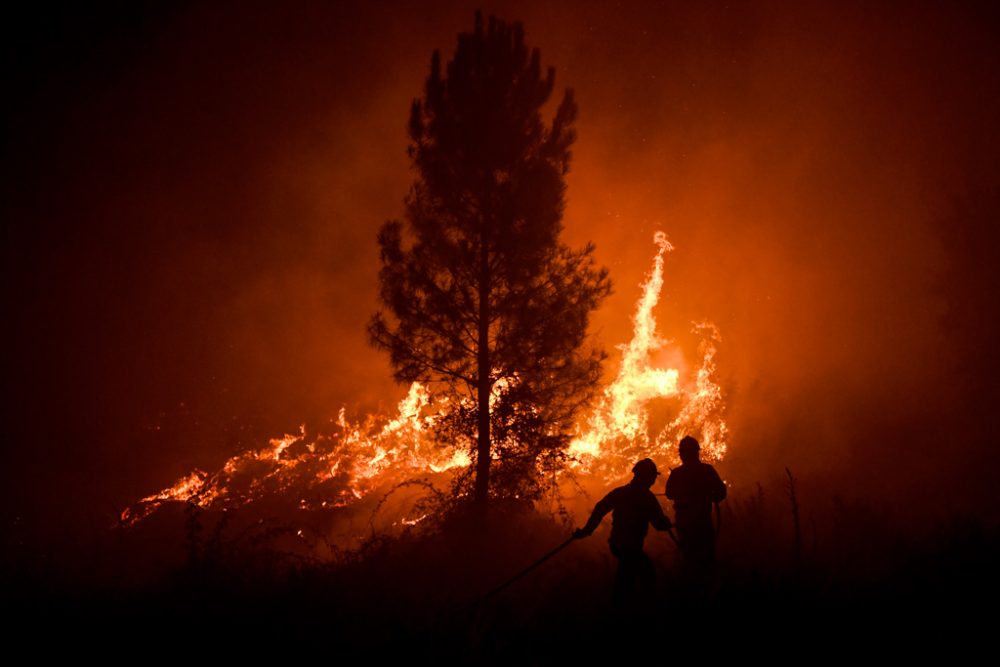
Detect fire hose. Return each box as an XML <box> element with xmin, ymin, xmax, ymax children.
<box><xmin>471</xmin><ymin>525</ymin><xmax>682</xmax><ymax>608</ymax></box>
<box><xmin>475</xmin><ymin>535</ymin><xmax>577</xmax><ymax>605</ymax></box>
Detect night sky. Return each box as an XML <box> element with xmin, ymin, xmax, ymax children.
<box><xmin>5</xmin><ymin>1</ymin><xmax>999</xmax><ymax>548</ymax></box>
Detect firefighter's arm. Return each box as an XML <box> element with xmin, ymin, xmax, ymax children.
<box><xmin>650</xmin><ymin>494</ymin><xmax>673</xmax><ymax>532</ymax></box>
<box><xmin>664</xmin><ymin>472</ymin><xmax>677</xmax><ymax>500</ymax></box>
<box><xmin>573</xmin><ymin>492</ymin><xmax>615</xmax><ymax>538</ymax></box>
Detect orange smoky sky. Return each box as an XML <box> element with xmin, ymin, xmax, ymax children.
<box><xmin>4</xmin><ymin>1</ymin><xmax>999</xmax><ymax>535</ymax></box>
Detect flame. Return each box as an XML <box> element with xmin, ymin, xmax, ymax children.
<box><xmin>659</xmin><ymin>321</ymin><xmax>727</xmax><ymax>461</ymax></box>
<box><xmin>566</xmin><ymin>233</ymin><xmax>727</xmax><ymax>480</ymax></box>
<box><xmin>568</xmin><ymin>232</ymin><xmax>680</xmax><ymax>461</ymax></box>
<box><xmin>121</xmin><ymin>383</ymin><xmax>469</xmax><ymax>525</ymax></box>
<box><xmin>122</xmin><ymin>232</ymin><xmax>726</xmax><ymax>527</ymax></box>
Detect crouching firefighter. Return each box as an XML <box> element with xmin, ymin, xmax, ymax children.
<box><xmin>573</xmin><ymin>458</ymin><xmax>673</xmax><ymax>606</ymax></box>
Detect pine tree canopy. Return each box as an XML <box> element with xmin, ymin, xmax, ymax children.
<box><xmin>369</xmin><ymin>13</ymin><xmax>611</xmax><ymax>505</ymax></box>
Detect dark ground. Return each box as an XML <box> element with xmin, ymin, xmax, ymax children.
<box><xmin>4</xmin><ymin>482</ymin><xmax>997</xmax><ymax>660</ymax></box>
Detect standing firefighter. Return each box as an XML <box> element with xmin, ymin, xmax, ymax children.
<box><xmin>664</xmin><ymin>435</ymin><xmax>727</xmax><ymax>578</ymax></box>
<box><xmin>573</xmin><ymin>458</ymin><xmax>673</xmax><ymax>606</ymax></box>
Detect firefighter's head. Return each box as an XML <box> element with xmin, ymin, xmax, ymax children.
<box><xmin>631</xmin><ymin>458</ymin><xmax>660</xmax><ymax>487</ymax></box>
<box><xmin>679</xmin><ymin>435</ymin><xmax>700</xmax><ymax>464</ymax></box>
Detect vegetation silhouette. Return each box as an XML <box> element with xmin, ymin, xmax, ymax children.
<box><xmin>368</xmin><ymin>12</ymin><xmax>611</xmax><ymax>510</ymax></box>
<box><xmin>6</xmin><ymin>8</ymin><xmax>999</xmax><ymax>659</ymax></box>
<box><xmin>13</xmin><ymin>477</ymin><xmax>998</xmax><ymax>657</ymax></box>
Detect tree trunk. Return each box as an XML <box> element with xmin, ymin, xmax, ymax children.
<box><xmin>474</xmin><ymin>231</ymin><xmax>491</xmax><ymax>507</ymax></box>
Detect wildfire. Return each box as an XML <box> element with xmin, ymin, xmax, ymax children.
<box><xmin>567</xmin><ymin>232</ymin><xmax>727</xmax><ymax>477</ymax></box>
<box><xmin>122</xmin><ymin>233</ymin><xmax>726</xmax><ymax>526</ymax></box>
<box><xmin>121</xmin><ymin>384</ymin><xmax>469</xmax><ymax>524</ymax></box>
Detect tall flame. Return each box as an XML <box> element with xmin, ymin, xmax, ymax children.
<box><xmin>568</xmin><ymin>232</ymin><xmax>727</xmax><ymax>478</ymax></box>
<box><xmin>122</xmin><ymin>232</ymin><xmax>726</xmax><ymax>526</ymax></box>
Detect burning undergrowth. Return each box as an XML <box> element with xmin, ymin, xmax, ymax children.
<box><xmin>121</xmin><ymin>233</ymin><xmax>728</xmax><ymax>547</ymax></box>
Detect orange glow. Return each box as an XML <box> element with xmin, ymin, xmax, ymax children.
<box><xmin>121</xmin><ymin>383</ymin><xmax>470</xmax><ymax>525</ymax></box>
<box><xmin>122</xmin><ymin>232</ymin><xmax>725</xmax><ymax>527</ymax></box>
<box><xmin>568</xmin><ymin>232</ymin><xmax>726</xmax><ymax>480</ymax></box>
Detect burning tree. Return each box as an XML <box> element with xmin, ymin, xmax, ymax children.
<box><xmin>369</xmin><ymin>13</ymin><xmax>611</xmax><ymax>508</ymax></box>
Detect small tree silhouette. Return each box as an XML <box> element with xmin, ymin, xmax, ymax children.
<box><xmin>369</xmin><ymin>12</ymin><xmax>611</xmax><ymax>508</ymax></box>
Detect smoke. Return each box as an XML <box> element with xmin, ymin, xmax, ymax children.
<box><xmin>4</xmin><ymin>1</ymin><xmax>999</xmax><ymax>546</ymax></box>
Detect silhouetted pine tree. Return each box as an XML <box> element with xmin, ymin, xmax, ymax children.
<box><xmin>369</xmin><ymin>12</ymin><xmax>610</xmax><ymax>508</ymax></box>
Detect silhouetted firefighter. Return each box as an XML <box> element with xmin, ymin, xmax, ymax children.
<box><xmin>664</xmin><ymin>435</ymin><xmax>726</xmax><ymax>578</ymax></box>
<box><xmin>574</xmin><ymin>458</ymin><xmax>672</xmax><ymax>606</ymax></box>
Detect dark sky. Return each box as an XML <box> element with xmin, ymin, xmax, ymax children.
<box><xmin>4</xmin><ymin>1</ymin><xmax>999</xmax><ymax>537</ymax></box>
